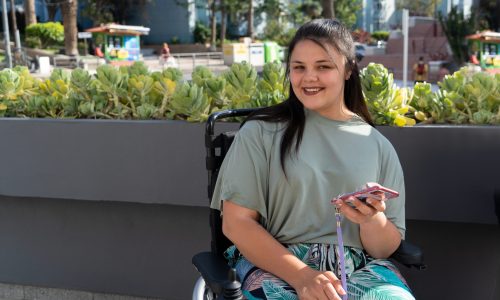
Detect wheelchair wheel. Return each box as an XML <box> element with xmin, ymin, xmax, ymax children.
<box><xmin>192</xmin><ymin>276</ymin><xmax>217</xmax><ymax>300</ymax></box>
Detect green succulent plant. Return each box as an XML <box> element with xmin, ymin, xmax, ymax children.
<box><xmin>252</xmin><ymin>62</ymin><xmax>288</xmax><ymax>108</ymax></box>
<box><xmin>0</xmin><ymin>62</ymin><xmax>498</xmax><ymax>125</ymax></box>
<box><xmin>360</xmin><ymin>63</ymin><xmax>415</xmax><ymax>126</ymax></box>
<box><xmin>169</xmin><ymin>82</ymin><xmax>209</xmax><ymax>122</ymax></box>
<box><xmin>224</xmin><ymin>62</ymin><xmax>258</xmax><ymax>109</ymax></box>
<box><xmin>437</xmin><ymin>67</ymin><xmax>500</xmax><ymax>124</ymax></box>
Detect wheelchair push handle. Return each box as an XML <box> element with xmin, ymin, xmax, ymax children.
<box><xmin>206</xmin><ymin>108</ymin><xmax>258</xmax><ymax>136</ymax></box>
<box><xmin>218</xmin><ymin>268</ymin><xmax>244</xmax><ymax>300</ymax></box>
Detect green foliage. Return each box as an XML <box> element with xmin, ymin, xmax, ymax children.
<box><xmin>360</xmin><ymin>63</ymin><xmax>415</xmax><ymax>126</ymax></box>
<box><xmin>169</xmin><ymin>82</ymin><xmax>209</xmax><ymax>121</ymax></box>
<box><xmin>409</xmin><ymin>82</ymin><xmax>454</xmax><ymax>123</ymax></box>
<box><xmin>436</xmin><ymin>67</ymin><xmax>500</xmax><ymax>124</ymax></box>
<box><xmin>371</xmin><ymin>31</ymin><xmax>389</xmax><ymax>41</ymax></box>
<box><xmin>25</xmin><ymin>22</ymin><xmax>65</xmax><ymax>49</ymax></box>
<box><xmin>194</xmin><ymin>21</ymin><xmax>211</xmax><ymax>44</ymax></box>
<box><xmin>1</xmin><ymin>61</ymin><xmax>499</xmax><ymax>126</ymax></box>
<box><xmin>81</xmin><ymin>0</ymin><xmax>114</xmax><ymax>26</ymax></box>
<box><xmin>438</xmin><ymin>6</ymin><xmax>477</xmax><ymax>64</ymax></box>
<box><xmin>260</xmin><ymin>20</ymin><xmax>297</xmax><ymax>46</ymax></box>
<box><xmin>289</xmin><ymin>0</ymin><xmax>359</xmax><ymax>29</ymax></box>
<box><xmin>224</xmin><ymin>62</ymin><xmax>258</xmax><ymax>109</ymax></box>
<box><xmin>0</xmin><ymin>67</ymin><xmax>40</xmax><ymax>117</ymax></box>
<box><xmin>396</xmin><ymin>0</ymin><xmax>440</xmax><ymax>17</ymax></box>
<box><xmin>253</xmin><ymin>62</ymin><xmax>288</xmax><ymax>108</ymax></box>
<box><xmin>334</xmin><ymin>0</ymin><xmax>361</xmax><ymax>29</ymax></box>
<box><xmin>192</xmin><ymin>66</ymin><xmax>229</xmax><ymax>112</ymax></box>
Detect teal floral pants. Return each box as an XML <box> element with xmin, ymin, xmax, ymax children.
<box><xmin>224</xmin><ymin>243</ymin><xmax>415</xmax><ymax>300</ymax></box>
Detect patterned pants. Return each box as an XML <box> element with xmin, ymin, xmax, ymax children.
<box><xmin>224</xmin><ymin>243</ymin><xmax>415</xmax><ymax>300</ymax></box>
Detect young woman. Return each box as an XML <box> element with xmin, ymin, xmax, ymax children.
<box><xmin>211</xmin><ymin>19</ymin><xmax>414</xmax><ymax>300</ymax></box>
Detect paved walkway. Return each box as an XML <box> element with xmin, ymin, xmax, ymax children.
<box><xmin>0</xmin><ymin>282</ymin><xmax>163</xmax><ymax>300</ymax></box>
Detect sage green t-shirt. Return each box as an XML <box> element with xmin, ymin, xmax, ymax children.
<box><xmin>210</xmin><ymin>109</ymin><xmax>406</xmax><ymax>249</ymax></box>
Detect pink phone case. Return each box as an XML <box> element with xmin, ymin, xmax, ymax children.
<box><xmin>331</xmin><ymin>183</ymin><xmax>399</xmax><ymax>203</ymax></box>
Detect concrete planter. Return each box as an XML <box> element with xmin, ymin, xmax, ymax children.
<box><xmin>0</xmin><ymin>119</ymin><xmax>499</xmax><ymax>299</ymax></box>
<box><xmin>0</xmin><ymin>118</ymin><xmax>235</xmax><ymax>207</ymax></box>
<box><xmin>378</xmin><ymin>125</ymin><xmax>500</xmax><ymax>225</ymax></box>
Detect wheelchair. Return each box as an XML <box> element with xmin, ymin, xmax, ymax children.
<box><xmin>192</xmin><ymin>108</ymin><xmax>426</xmax><ymax>300</ymax></box>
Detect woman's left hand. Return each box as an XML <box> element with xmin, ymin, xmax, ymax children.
<box><xmin>333</xmin><ymin>192</ymin><xmax>386</xmax><ymax>224</ymax></box>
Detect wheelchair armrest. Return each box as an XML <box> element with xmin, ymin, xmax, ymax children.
<box><xmin>390</xmin><ymin>240</ymin><xmax>427</xmax><ymax>270</ymax></box>
<box><xmin>192</xmin><ymin>251</ymin><xmax>230</xmax><ymax>295</ymax></box>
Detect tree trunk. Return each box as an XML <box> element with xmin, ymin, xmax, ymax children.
<box><xmin>24</xmin><ymin>0</ymin><xmax>36</xmax><ymax>26</ymax></box>
<box><xmin>61</xmin><ymin>0</ymin><xmax>78</xmax><ymax>56</ymax></box>
<box><xmin>10</xmin><ymin>0</ymin><xmax>18</xmax><ymax>35</ymax></box>
<box><xmin>210</xmin><ymin>0</ymin><xmax>217</xmax><ymax>51</ymax></box>
<box><xmin>220</xmin><ymin>0</ymin><xmax>226</xmax><ymax>48</ymax></box>
<box><xmin>321</xmin><ymin>0</ymin><xmax>335</xmax><ymax>19</ymax></box>
<box><xmin>247</xmin><ymin>0</ymin><xmax>253</xmax><ymax>38</ymax></box>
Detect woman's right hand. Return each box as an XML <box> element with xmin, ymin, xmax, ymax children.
<box><xmin>293</xmin><ymin>268</ymin><xmax>346</xmax><ymax>300</ymax></box>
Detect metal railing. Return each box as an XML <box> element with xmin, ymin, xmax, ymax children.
<box><xmin>170</xmin><ymin>52</ymin><xmax>224</xmax><ymax>69</ymax></box>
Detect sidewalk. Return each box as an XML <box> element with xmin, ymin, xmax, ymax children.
<box><xmin>0</xmin><ymin>282</ymin><xmax>163</xmax><ymax>300</ymax></box>
<box><xmin>31</xmin><ymin>54</ymin><xmax>256</xmax><ymax>81</ymax></box>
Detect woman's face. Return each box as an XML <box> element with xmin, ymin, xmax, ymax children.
<box><xmin>289</xmin><ymin>39</ymin><xmax>351</xmax><ymax>120</ymax></box>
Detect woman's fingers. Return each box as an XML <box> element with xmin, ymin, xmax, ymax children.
<box><xmin>323</xmin><ymin>283</ymin><xmax>343</xmax><ymax>300</ymax></box>
<box><xmin>366</xmin><ymin>197</ymin><xmax>386</xmax><ymax>211</ymax></box>
<box><xmin>350</xmin><ymin>197</ymin><xmax>376</xmax><ymax>215</ymax></box>
<box><xmin>323</xmin><ymin>271</ymin><xmax>346</xmax><ymax>296</ymax></box>
<box><xmin>334</xmin><ymin>198</ymin><xmax>382</xmax><ymax>224</ymax></box>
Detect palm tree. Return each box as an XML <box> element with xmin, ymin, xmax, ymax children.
<box><xmin>24</xmin><ymin>0</ymin><xmax>36</xmax><ymax>26</ymax></box>
<box><xmin>321</xmin><ymin>0</ymin><xmax>335</xmax><ymax>18</ymax></box>
<box><xmin>247</xmin><ymin>0</ymin><xmax>253</xmax><ymax>38</ymax></box>
<box><xmin>61</xmin><ymin>0</ymin><xmax>78</xmax><ymax>56</ymax></box>
<box><xmin>220</xmin><ymin>0</ymin><xmax>227</xmax><ymax>48</ymax></box>
<box><xmin>210</xmin><ymin>0</ymin><xmax>217</xmax><ymax>50</ymax></box>
<box><xmin>10</xmin><ymin>0</ymin><xmax>18</xmax><ymax>35</ymax></box>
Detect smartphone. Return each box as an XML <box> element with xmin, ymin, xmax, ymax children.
<box><xmin>331</xmin><ymin>182</ymin><xmax>399</xmax><ymax>203</ymax></box>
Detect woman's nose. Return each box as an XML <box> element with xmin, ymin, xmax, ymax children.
<box><xmin>303</xmin><ymin>69</ymin><xmax>318</xmax><ymax>82</ymax></box>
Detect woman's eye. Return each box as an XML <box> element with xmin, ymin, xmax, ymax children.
<box><xmin>292</xmin><ymin>66</ymin><xmax>304</xmax><ymax>70</ymax></box>
<box><xmin>318</xmin><ymin>65</ymin><xmax>331</xmax><ymax>70</ymax></box>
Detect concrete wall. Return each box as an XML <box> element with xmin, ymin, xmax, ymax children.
<box><xmin>0</xmin><ymin>196</ymin><xmax>210</xmax><ymax>300</ymax></box>
<box><xmin>0</xmin><ymin>118</ymin><xmax>232</xmax><ymax>207</ymax></box>
<box><xmin>0</xmin><ymin>119</ymin><xmax>499</xmax><ymax>299</ymax></box>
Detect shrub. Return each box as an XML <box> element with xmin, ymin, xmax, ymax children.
<box><xmin>25</xmin><ymin>22</ymin><xmax>65</xmax><ymax>49</ymax></box>
<box><xmin>371</xmin><ymin>31</ymin><xmax>389</xmax><ymax>41</ymax></box>
<box><xmin>193</xmin><ymin>21</ymin><xmax>210</xmax><ymax>44</ymax></box>
<box><xmin>260</xmin><ymin>20</ymin><xmax>297</xmax><ymax>47</ymax></box>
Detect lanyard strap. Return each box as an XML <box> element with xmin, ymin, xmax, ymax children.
<box><xmin>335</xmin><ymin>209</ymin><xmax>348</xmax><ymax>300</ymax></box>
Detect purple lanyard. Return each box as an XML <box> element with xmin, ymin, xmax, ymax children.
<box><xmin>335</xmin><ymin>207</ymin><xmax>348</xmax><ymax>300</ymax></box>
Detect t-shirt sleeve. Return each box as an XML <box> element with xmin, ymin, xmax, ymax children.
<box><xmin>210</xmin><ymin>121</ymin><xmax>269</xmax><ymax>220</ymax></box>
<box><xmin>379</xmin><ymin>142</ymin><xmax>406</xmax><ymax>239</ymax></box>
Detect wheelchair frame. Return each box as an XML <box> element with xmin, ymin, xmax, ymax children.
<box><xmin>192</xmin><ymin>108</ymin><xmax>426</xmax><ymax>300</ymax></box>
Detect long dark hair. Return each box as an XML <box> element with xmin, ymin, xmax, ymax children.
<box><xmin>245</xmin><ymin>19</ymin><xmax>373</xmax><ymax>171</ymax></box>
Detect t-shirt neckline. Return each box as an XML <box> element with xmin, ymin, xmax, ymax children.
<box><xmin>305</xmin><ymin>109</ymin><xmax>364</xmax><ymax>126</ymax></box>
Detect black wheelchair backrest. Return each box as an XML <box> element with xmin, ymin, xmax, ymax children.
<box><xmin>205</xmin><ymin>108</ymin><xmax>259</xmax><ymax>256</ymax></box>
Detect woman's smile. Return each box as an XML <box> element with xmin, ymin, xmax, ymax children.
<box><xmin>302</xmin><ymin>87</ymin><xmax>324</xmax><ymax>95</ymax></box>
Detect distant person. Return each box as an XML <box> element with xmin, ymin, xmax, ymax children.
<box><xmin>160</xmin><ymin>42</ymin><xmax>177</xmax><ymax>68</ymax></box>
<box><xmin>160</xmin><ymin>43</ymin><xmax>170</xmax><ymax>67</ymax></box>
<box><xmin>412</xmin><ymin>56</ymin><xmax>428</xmax><ymax>83</ymax></box>
<box><xmin>161</xmin><ymin>43</ymin><xmax>171</xmax><ymax>61</ymax></box>
<box><xmin>95</xmin><ymin>45</ymin><xmax>104</xmax><ymax>58</ymax></box>
<box><xmin>470</xmin><ymin>52</ymin><xmax>480</xmax><ymax>65</ymax></box>
<box><xmin>437</xmin><ymin>62</ymin><xmax>450</xmax><ymax>82</ymax></box>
